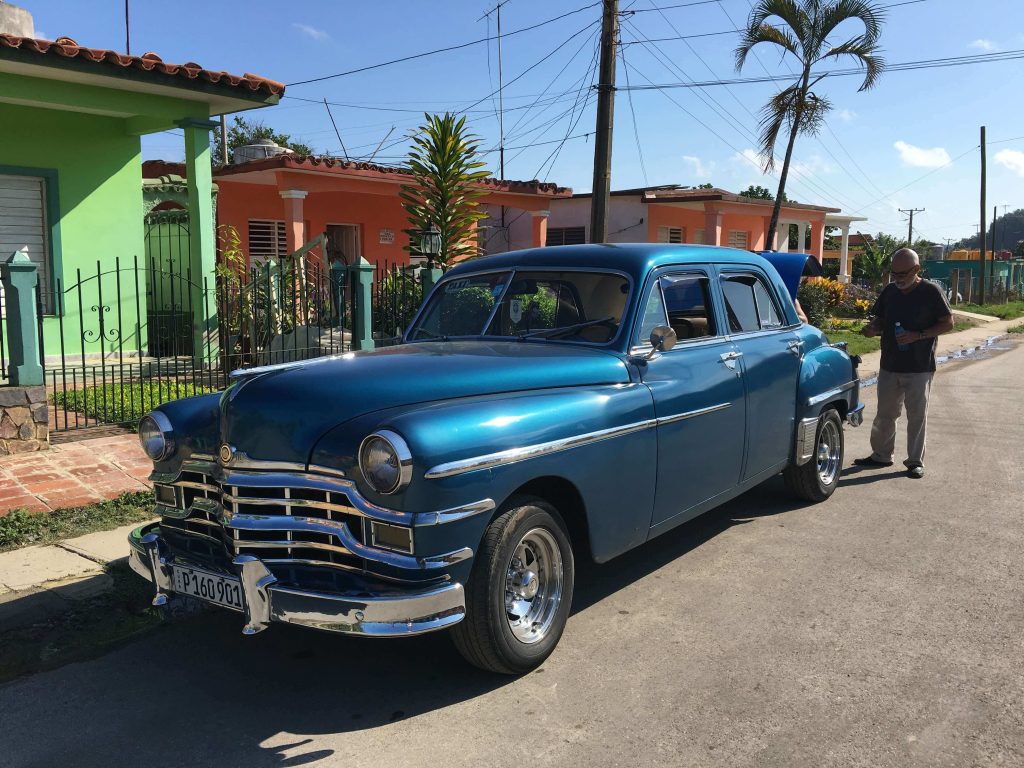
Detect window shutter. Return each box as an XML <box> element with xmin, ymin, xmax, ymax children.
<box><xmin>546</xmin><ymin>226</ymin><xmax>586</xmax><ymax>246</ymax></box>
<box><xmin>656</xmin><ymin>226</ymin><xmax>683</xmax><ymax>244</ymax></box>
<box><xmin>248</xmin><ymin>220</ymin><xmax>288</xmax><ymax>263</ymax></box>
<box><xmin>0</xmin><ymin>174</ymin><xmax>51</xmax><ymax>312</ymax></box>
<box><xmin>728</xmin><ymin>230</ymin><xmax>749</xmax><ymax>249</ymax></box>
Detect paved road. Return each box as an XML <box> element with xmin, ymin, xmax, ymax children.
<box><xmin>2</xmin><ymin>341</ymin><xmax>1021</xmax><ymax>768</ymax></box>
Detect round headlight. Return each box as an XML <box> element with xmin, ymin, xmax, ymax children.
<box><xmin>139</xmin><ymin>412</ymin><xmax>174</xmax><ymax>461</ymax></box>
<box><xmin>358</xmin><ymin>430</ymin><xmax>412</xmax><ymax>495</ymax></box>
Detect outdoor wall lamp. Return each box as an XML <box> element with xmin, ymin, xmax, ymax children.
<box><xmin>419</xmin><ymin>223</ymin><xmax>442</xmax><ymax>267</ymax></box>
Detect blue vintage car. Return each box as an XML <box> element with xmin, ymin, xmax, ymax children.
<box><xmin>129</xmin><ymin>244</ymin><xmax>863</xmax><ymax>674</ymax></box>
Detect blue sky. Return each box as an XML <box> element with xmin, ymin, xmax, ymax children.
<box><xmin>27</xmin><ymin>0</ymin><xmax>1024</xmax><ymax>243</ymax></box>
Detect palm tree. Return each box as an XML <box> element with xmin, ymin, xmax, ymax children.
<box><xmin>736</xmin><ymin>0</ymin><xmax>885</xmax><ymax>248</ymax></box>
<box><xmin>400</xmin><ymin>113</ymin><xmax>491</xmax><ymax>268</ymax></box>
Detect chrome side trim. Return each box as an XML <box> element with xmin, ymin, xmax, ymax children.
<box><xmin>656</xmin><ymin>402</ymin><xmax>731</xmax><ymax>426</ymax></box>
<box><xmin>808</xmin><ymin>381</ymin><xmax>856</xmax><ymax>407</ymax></box>
<box><xmin>795</xmin><ymin>415</ymin><xmax>820</xmax><ymax>465</ymax></box>
<box><xmin>414</xmin><ymin>499</ymin><xmax>497</xmax><ymax>527</ymax></box>
<box><xmin>424</xmin><ymin>419</ymin><xmax>657</xmax><ymax>480</ymax></box>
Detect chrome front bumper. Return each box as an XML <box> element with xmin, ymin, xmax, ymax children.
<box><xmin>128</xmin><ymin>524</ymin><xmax>466</xmax><ymax>637</ymax></box>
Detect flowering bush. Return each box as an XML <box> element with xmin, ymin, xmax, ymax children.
<box><xmin>798</xmin><ymin>278</ymin><xmax>875</xmax><ymax>326</ymax></box>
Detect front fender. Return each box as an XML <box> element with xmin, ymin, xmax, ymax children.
<box><xmin>150</xmin><ymin>392</ymin><xmax>223</xmax><ymax>474</ymax></box>
<box><xmin>309</xmin><ymin>383</ymin><xmax>658</xmax><ymax>564</ymax></box>
<box><xmin>797</xmin><ymin>328</ymin><xmax>859</xmax><ymax>419</ymax></box>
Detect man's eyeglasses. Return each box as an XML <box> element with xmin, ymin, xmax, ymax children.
<box><xmin>891</xmin><ymin>267</ymin><xmax>918</xmax><ymax>278</ymax></box>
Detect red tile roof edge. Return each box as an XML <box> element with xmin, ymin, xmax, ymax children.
<box><xmin>214</xmin><ymin>154</ymin><xmax>573</xmax><ymax>196</ymax></box>
<box><xmin>0</xmin><ymin>34</ymin><xmax>284</xmax><ymax>98</ymax></box>
<box><xmin>641</xmin><ymin>186</ymin><xmax>841</xmax><ymax>213</ymax></box>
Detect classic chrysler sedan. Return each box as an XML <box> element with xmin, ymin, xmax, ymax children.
<box><xmin>129</xmin><ymin>244</ymin><xmax>863</xmax><ymax>674</ymax></box>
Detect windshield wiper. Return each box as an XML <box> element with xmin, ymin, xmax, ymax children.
<box><xmin>517</xmin><ymin>317</ymin><xmax>615</xmax><ymax>340</ymax></box>
<box><xmin>408</xmin><ymin>327</ymin><xmax>450</xmax><ymax>341</ymax></box>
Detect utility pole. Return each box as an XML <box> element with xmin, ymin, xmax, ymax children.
<box><xmin>124</xmin><ymin>0</ymin><xmax>131</xmax><ymax>54</ymax></box>
<box><xmin>979</xmin><ymin>125</ymin><xmax>987</xmax><ymax>304</ymax></box>
<box><xmin>898</xmin><ymin>207</ymin><xmax>924</xmax><ymax>246</ymax></box>
<box><xmin>589</xmin><ymin>0</ymin><xmax>619</xmax><ymax>244</ymax></box>
<box><xmin>219</xmin><ymin>114</ymin><xmax>228</xmax><ymax>166</ymax></box>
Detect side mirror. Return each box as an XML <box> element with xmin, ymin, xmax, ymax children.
<box><xmin>648</xmin><ymin>325</ymin><xmax>677</xmax><ymax>359</ymax></box>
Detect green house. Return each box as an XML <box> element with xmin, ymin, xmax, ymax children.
<box><xmin>0</xmin><ymin>29</ymin><xmax>282</xmax><ymax>372</ymax></box>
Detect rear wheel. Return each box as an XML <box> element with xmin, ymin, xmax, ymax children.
<box><xmin>452</xmin><ymin>498</ymin><xmax>574</xmax><ymax>675</ymax></box>
<box><xmin>784</xmin><ymin>409</ymin><xmax>844</xmax><ymax>502</ymax></box>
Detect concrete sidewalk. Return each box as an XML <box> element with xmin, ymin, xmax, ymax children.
<box><xmin>0</xmin><ymin>521</ymin><xmax>146</xmax><ymax>629</ymax></box>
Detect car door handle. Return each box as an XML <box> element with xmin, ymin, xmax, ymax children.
<box><xmin>720</xmin><ymin>350</ymin><xmax>743</xmax><ymax>371</ymax></box>
<box><xmin>787</xmin><ymin>340</ymin><xmax>803</xmax><ymax>355</ymax></box>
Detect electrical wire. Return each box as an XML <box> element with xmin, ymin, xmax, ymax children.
<box><xmin>285</xmin><ymin>1</ymin><xmax>600</xmax><ymax>86</ymax></box>
<box><xmin>619</xmin><ymin>43</ymin><xmax>649</xmax><ymax>186</ymax></box>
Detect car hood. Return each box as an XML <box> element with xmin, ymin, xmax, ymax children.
<box><xmin>220</xmin><ymin>341</ymin><xmax>631</xmax><ymax>466</ymax></box>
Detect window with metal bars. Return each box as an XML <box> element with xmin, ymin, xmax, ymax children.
<box><xmin>546</xmin><ymin>226</ymin><xmax>586</xmax><ymax>246</ymax></box>
<box><xmin>248</xmin><ymin>220</ymin><xmax>288</xmax><ymax>263</ymax></box>
<box><xmin>656</xmin><ymin>226</ymin><xmax>683</xmax><ymax>244</ymax></box>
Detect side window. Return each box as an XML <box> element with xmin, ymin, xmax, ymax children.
<box><xmin>636</xmin><ymin>282</ymin><xmax>668</xmax><ymax>345</ymax></box>
<box><xmin>660</xmin><ymin>274</ymin><xmax>716</xmax><ymax>340</ymax></box>
<box><xmin>722</xmin><ymin>274</ymin><xmax>784</xmax><ymax>333</ymax></box>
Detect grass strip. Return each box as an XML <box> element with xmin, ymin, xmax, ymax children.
<box><xmin>0</xmin><ymin>491</ymin><xmax>154</xmax><ymax>553</ymax></box>
<box><xmin>956</xmin><ymin>301</ymin><xmax>1024</xmax><ymax>320</ymax></box>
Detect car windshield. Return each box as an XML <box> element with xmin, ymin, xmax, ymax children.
<box><xmin>408</xmin><ymin>270</ymin><xmax>630</xmax><ymax>345</ymax></box>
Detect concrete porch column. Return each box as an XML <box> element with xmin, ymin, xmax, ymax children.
<box><xmin>809</xmin><ymin>220</ymin><xmax>825</xmax><ymax>262</ymax></box>
<box><xmin>838</xmin><ymin>224</ymin><xmax>851</xmax><ymax>283</ymax></box>
<box><xmin>280</xmin><ymin>189</ymin><xmax>308</xmax><ymax>255</ymax></box>
<box><xmin>178</xmin><ymin>117</ymin><xmax>219</xmax><ymax>363</ymax></box>
<box><xmin>704</xmin><ymin>208</ymin><xmax>723</xmax><ymax>246</ymax></box>
<box><xmin>529</xmin><ymin>209</ymin><xmax>550</xmax><ymax>248</ymax></box>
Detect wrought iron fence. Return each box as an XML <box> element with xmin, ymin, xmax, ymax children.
<box><xmin>0</xmin><ymin>253</ymin><xmax>443</xmax><ymax>434</ymax></box>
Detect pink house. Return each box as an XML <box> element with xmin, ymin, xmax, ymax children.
<box><xmin>546</xmin><ymin>185</ymin><xmax>843</xmax><ymax>260</ymax></box>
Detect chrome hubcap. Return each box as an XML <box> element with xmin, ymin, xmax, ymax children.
<box><xmin>816</xmin><ymin>419</ymin><xmax>841</xmax><ymax>486</ymax></box>
<box><xmin>505</xmin><ymin>528</ymin><xmax>563</xmax><ymax>644</ymax></box>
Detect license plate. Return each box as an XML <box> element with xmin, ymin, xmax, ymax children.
<box><xmin>173</xmin><ymin>565</ymin><xmax>244</xmax><ymax>611</ymax></box>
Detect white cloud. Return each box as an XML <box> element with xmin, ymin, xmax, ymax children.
<box><xmin>292</xmin><ymin>23</ymin><xmax>330</xmax><ymax>42</ymax></box>
<box><xmin>733</xmin><ymin>148</ymin><xmax>765</xmax><ymax>171</ymax></box>
<box><xmin>894</xmin><ymin>140</ymin><xmax>951</xmax><ymax>168</ymax></box>
<box><xmin>791</xmin><ymin>155</ymin><xmax>833</xmax><ymax>177</ymax></box>
<box><xmin>969</xmin><ymin>38</ymin><xmax>998</xmax><ymax>52</ymax></box>
<box><xmin>681</xmin><ymin>155</ymin><xmax>714</xmax><ymax>179</ymax></box>
<box><xmin>837</xmin><ymin>108</ymin><xmax>857</xmax><ymax>122</ymax></box>
<box><xmin>995</xmin><ymin>149</ymin><xmax>1024</xmax><ymax>177</ymax></box>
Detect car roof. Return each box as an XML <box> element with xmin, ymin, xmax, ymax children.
<box><xmin>444</xmin><ymin>243</ymin><xmax>777</xmax><ymax>283</ymax></box>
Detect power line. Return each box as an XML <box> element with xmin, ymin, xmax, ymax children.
<box><xmin>285</xmin><ymin>1</ymin><xmax>600</xmax><ymax>86</ymax></box>
<box><xmin>619</xmin><ymin>43</ymin><xmax>649</xmax><ymax>186</ymax></box>
<box><xmin>616</xmin><ymin>49</ymin><xmax>1024</xmax><ymax>90</ymax></box>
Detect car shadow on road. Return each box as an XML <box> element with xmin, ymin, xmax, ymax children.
<box><xmin>0</xmin><ymin>476</ymin><xmax>817</xmax><ymax>768</ymax></box>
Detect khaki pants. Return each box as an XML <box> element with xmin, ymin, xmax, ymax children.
<box><xmin>869</xmin><ymin>368</ymin><xmax>933</xmax><ymax>467</ymax></box>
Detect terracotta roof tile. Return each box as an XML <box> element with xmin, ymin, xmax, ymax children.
<box><xmin>0</xmin><ymin>34</ymin><xmax>284</xmax><ymax>98</ymax></box>
<box><xmin>216</xmin><ymin>154</ymin><xmax>572</xmax><ymax>196</ymax></box>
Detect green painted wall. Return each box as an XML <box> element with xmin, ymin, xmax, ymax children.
<box><xmin>1</xmin><ymin>103</ymin><xmax>146</xmax><ymax>364</ymax></box>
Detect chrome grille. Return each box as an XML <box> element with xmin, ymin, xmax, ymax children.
<box><xmin>159</xmin><ymin>468</ymin><xmax>366</xmax><ymax>572</ymax></box>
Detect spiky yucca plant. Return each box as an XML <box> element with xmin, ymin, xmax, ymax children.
<box><xmin>736</xmin><ymin>0</ymin><xmax>886</xmax><ymax>246</ymax></box>
<box><xmin>400</xmin><ymin>113</ymin><xmax>491</xmax><ymax>268</ymax></box>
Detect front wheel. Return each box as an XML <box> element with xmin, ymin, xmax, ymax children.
<box><xmin>451</xmin><ymin>498</ymin><xmax>574</xmax><ymax>675</ymax></box>
<box><xmin>783</xmin><ymin>409</ymin><xmax>844</xmax><ymax>502</ymax></box>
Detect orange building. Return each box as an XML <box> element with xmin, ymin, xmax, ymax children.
<box><xmin>214</xmin><ymin>155</ymin><xmax>571</xmax><ymax>268</ymax></box>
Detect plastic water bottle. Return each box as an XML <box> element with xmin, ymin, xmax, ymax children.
<box><xmin>895</xmin><ymin>321</ymin><xmax>909</xmax><ymax>351</ymax></box>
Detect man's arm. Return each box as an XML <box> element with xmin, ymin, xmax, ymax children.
<box><xmin>897</xmin><ymin>313</ymin><xmax>954</xmax><ymax>345</ymax></box>
<box><xmin>861</xmin><ymin>287</ymin><xmax>887</xmax><ymax>337</ymax></box>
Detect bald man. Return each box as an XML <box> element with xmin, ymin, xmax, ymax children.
<box><xmin>854</xmin><ymin>249</ymin><xmax>954</xmax><ymax>478</ymax></box>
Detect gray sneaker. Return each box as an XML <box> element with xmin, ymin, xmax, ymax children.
<box><xmin>906</xmin><ymin>466</ymin><xmax>925</xmax><ymax>479</ymax></box>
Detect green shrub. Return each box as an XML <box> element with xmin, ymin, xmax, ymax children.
<box><xmin>0</xmin><ymin>491</ymin><xmax>154</xmax><ymax>552</ymax></box>
<box><xmin>52</xmin><ymin>381</ymin><xmax>215</xmax><ymax>428</ymax></box>
<box><xmin>797</xmin><ymin>280</ymin><xmax>834</xmax><ymax>328</ymax></box>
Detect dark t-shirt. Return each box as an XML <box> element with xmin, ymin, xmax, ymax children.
<box><xmin>871</xmin><ymin>280</ymin><xmax>952</xmax><ymax>373</ymax></box>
